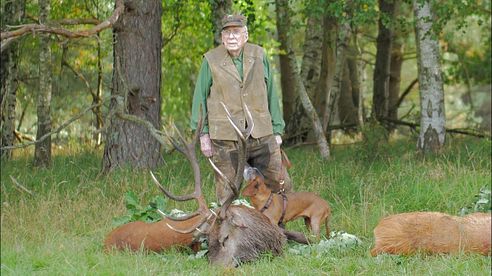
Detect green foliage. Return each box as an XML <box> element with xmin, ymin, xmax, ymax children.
<box><xmin>161</xmin><ymin>0</ymin><xmax>213</xmax><ymax>123</ymax></box>
<box><xmin>460</xmin><ymin>187</ymin><xmax>492</xmax><ymax>215</ymax></box>
<box><xmin>111</xmin><ymin>191</ymin><xmax>168</xmax><ymax>226</ymax></box>
<box><xmin>442</xmin><ymin>16</ymin><xmax>492</xmax><ymax>85</ymax></box>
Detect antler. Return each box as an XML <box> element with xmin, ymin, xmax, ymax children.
<box><xmin>150</xmin><ymin>112</ymin><xmax>214</xmax><ymax>232</ymax></box>
<box><xmin>211</xmin><ymin>102</ymin><xmax>253</xmax><ymax>217</ymax></box>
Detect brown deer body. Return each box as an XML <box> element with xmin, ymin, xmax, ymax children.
<box><xmin>103</xmin><ymin>217</ymin><xmax>202</xmax><ymax>253</ymax></box>
<box><xmin>242</xmin><ymin>169</ymin><xmax>331</xmax><ymax>239</ymax></box>
<box><xmin>371</xmin><ymin>212</ymin><xmax>491</xmax><ymax>256</ymax></box>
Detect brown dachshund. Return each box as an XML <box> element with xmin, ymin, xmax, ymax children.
<box><xmin>242</xmin><ymin>168</ymin><xmax>331</xmax><ymax>239</ymax></box>
<box><xmin>371</xmin><ymin>211</ymin><xmax>491</xmax><ymax>256</ymax></box>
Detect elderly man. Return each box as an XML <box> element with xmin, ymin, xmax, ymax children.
<box><xmin>191</xmin><ymin>14</ymin><xmax>292</xmax><ymax>204</ymax></box>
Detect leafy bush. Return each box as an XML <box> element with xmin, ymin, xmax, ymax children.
<box><xmin>460</xmin><ymin>187</ymin><xmax>492</xmax><ymax>215</ymax></box>
<box><xmin>111</xmin><ymin>191</ymin><xmax>168</xmax><ymax>226</ymax></box>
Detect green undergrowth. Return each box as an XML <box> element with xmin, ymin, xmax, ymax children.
<box><xmin>1</xmin><ymin>136</ymin><xmax>491</xmax><ymax>275</ymax></box>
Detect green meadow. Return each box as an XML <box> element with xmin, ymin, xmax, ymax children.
<box><xmin>1</xmin><ymin>136</ymin><xmax>491</xmax><ymax>275</ymax></box>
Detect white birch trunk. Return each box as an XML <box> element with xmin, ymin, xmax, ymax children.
<box><xmin>34</xmin><ymin>0</ymin><xmax>52</xmax><ymax>166</ymax></box>
<box><xmin>413</xmin><ymin>0</ymin><xmax>446</xmax><ymax>153</ymax></box>
<box><xmin>324</xmin><ymin>21</ymin><xmax>351</xmax><ymax>131</ymax></box>
<box><xmin>276</xmin><ymin>0</ymin><xmax>330</xmax><ymax>159</ymax></box>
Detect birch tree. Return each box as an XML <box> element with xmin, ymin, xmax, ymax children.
<box><xmin>276</xmin><ymin>0</ymin><xmax>330</xmax><ymax>159</ymax></box>
<box><xmin>413</xmin><ymin>0</ymin><xmax>446</xmax><ymax>152</ymax></box>
<box><xmin>285</xmin><ymin>13</ymin><xmax>323</xmax><ymax>142</ymax></box>
<box><xmin>323</xmin><ymin>21</ymin><xmax>351</xmax><ymax>132</ymax></box>
<box><xmin>0</xmin><ymin>0</ymin><xmax>24</xmax><ymax>159</ymax></box>
<box><xmin>34</xmin><ymin>0</ymin><xmax>52</xmax><ymax>167</ymax></box>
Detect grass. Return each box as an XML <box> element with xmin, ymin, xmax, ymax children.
<box><xmin>1</xmin><ymin>135</ymin><xmax>491</xmax><ymax>275</ymax></box>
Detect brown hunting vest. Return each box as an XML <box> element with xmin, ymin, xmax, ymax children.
<box><xmin>205</xmin><ymin>43</ymin><xmax>273</xmax><ymax>141</ymax></box>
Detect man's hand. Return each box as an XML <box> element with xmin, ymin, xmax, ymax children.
<box><xmin>275</xmin><ymin>135</ymin><xmax>282</xmax><ymax>146</ymax></box>
<box><xmin>200</xmin><ymin>134</ymin><xmax>213</xmax><ymax>157</ymax></box>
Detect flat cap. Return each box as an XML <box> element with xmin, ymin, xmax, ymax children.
<box><xmin>221</xmin><ymin>14</ymin><xmax>247</xmax><ymax>30</ymax></box>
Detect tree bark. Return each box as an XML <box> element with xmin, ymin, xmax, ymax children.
<box><xmin>301</xmin><ymin>16</ymin><xmax>323</xmax><ymax>100</ymax></box>
<box><xmin>102</xmin><ymin>0</ymin><xmax>163</xmax><ymax>172</ymax></box>
<box><xmin>210</xmin><ymin>0</ymin><xmax>232</xmax><ymax>47</ymax></box>
<box><xmin>94</xmin><ymin>33</ymin><xmax>104</xmax><ymax>146</ymax></box>
<box><xmin>388</xmin><ymin>30</ymin><xmax>404</xmax><ymax>123</ymax></box>
<box><xmin>315</xmin><ymin>13</ymin><xmax>337</xmax><ymax>126</ymax></box>
<box><xmin>323</xmin><ymin>21</ymin><xmax>351</xmax><ymax>134</ymax></box>
<box><xmin>276</xmin><ymin>0</ymin><xmax>297</xmax><ymax>135</ymax></box>
<box><xmin>372</xmin><ymin>0</ymin><xmax>397</xmax><ymax>122</ymax></box>
<box><xmin>413</xmin><ymin>0</ymin><xmax>446</xmax><ymax>153</ymax></box>
<box><xmin>276</xmin><ymin>0</ymin><xmax>329</xmax><ymax>159</ymax></box>
<box><xmin>0</xmin><ymin>0</ymin><xmax>24</xmax><ymax>159</ymax></box>
<box><xmin>337</xmin><ymin>62</ymin><xmax>358</xmax><ymax>126</ymax></box>
<box><xmin>285</xmin><ymin>14</ymin><xmax>323</xmax><ymax>143</ymax></box>
<box><xmin>338</xmin><ymin>41</ymin><xmax>362</xmax><ymax>128</ymax></box>
<box><xmin>34</xmin><ymin>0</ymin><xmax>52</xmax><ymax>167</ymax></box>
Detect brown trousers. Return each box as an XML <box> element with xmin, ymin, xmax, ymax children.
<box><xmin>211</xmin><ymin>134</ymin><xmax>292</xmax><ymax>205</ymax></box>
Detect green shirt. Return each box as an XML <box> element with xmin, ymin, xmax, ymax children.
<box><xmin>190</xmin><ymin>51</ymin><xmax>284</xmax><ymax>135</ymax></box>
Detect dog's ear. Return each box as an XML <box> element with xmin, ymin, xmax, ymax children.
<box><xmin>241</xmin><ymin>179</ymin><xmax>257</xmax><ymax>196</ymax></box>
<box><xmin>252</xmin><ymin>168</ymin><xmax>264</xmax><ymax>181</ymax></box>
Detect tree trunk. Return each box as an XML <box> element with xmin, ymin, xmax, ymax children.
<box><xmin>413</xmin><ymin>0</ymin><xmax>446</xmax><ymax>153</ymax></box>
<box><xmin>34</xmin><ymin>0</ymin><xmax>52</xmax><ymax>167</ymax></box>
<box><xmin>347</xmin><ymin>41</ymin><xmax>364</xmax><ymax>127</ymax></box>
<box><xmin>210</xmin><ymin>0</ymin><xmax>232</xmax><ymax>47</ymax></box>
<box><xmin>276</xmin><ymin>0</ymin><xmax>329</xmax><ymax>159</ymax></box>
<box><xmin>315</xmin><ymin>13</ymin><xmax>337</xmax><ymax>125</ymax></box>
<box><xmin>337</xmin><ymin>62</ymin><xmax>358</xmax><ymax>126</ymax></box>
<box><xmin>0</xmin><ymin>0</ymin><xmax>24</xmax><ymax>159</ymax></box>
<box><xmin>276</xmin><ymin>1</ymin><xmax>297</xmax><ymax>135</ymax></box>
<box><xmin>323</xmin><ymin>21</ymin><xmax>351</xmax><ymax>134</ymax></box>
<box><xmin>102</xmin><ymin>0</ymin><xmax>163</xmax><ymax>172</ymax></box>
<box><xmin>285</xmin><ymin>14</ymin><xmax>323</xmax><ymax>143</ymax></box>
<box><xmin>372</xmin><ymin>0</ymin><xmax>397</xmax><ymax>122</ymax></box>
<box><xmin>388</xmin><ymin>31</ymin><xmax>404</xmax><ymax>123</ymax></box>
<box><xmin>94</xmin><ymin>33</ymin><xmax>104</xmax><ymax>146</ymax></box>
<box><xmin>338</xmin><ymin>42</ymin><xmax>362</xmax><ymax>128</ymax></box>
<box><xmin>301</xmin><ymin>16</ymin><xmax>323</xmax><ymax>100</ymax></box>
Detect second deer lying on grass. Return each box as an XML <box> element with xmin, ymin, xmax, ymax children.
<box><xmin>371</xmin><ymin>211</ymin><xmax>491</xmax><ymax>256</ymax></box>
<box><xmin>103</xmin><ymin>215</ymin><xmax>203</xmax><ymax>253</ymax></box>
<box><xmin>242</xmin><ymin>168</ymin><xmax>331</xmax><ymax>239</ymax></box>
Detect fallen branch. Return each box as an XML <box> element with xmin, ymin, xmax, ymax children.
<box><xmin>0</xmin><ymin>98</ymin><xmax>112</xmax><ymax>150</ymax></box>
<box><xmin>381</xmin><ymin>118</ymin><xmax>491</xmax><ymax>139</ymax></box>
<box><xmin>9</xmin><ymin>176</ymin><xmax>34</xmax><ymax>196</ymax></box>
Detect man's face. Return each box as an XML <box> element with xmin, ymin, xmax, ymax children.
<box><xmin>221</xmin><ymin>27</ymin><xmax>248</xmax><ymax>54</ymax></box>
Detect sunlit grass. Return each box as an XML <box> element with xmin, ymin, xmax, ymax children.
<box><xmin>1</xmin><ymin>136</ymin><xmax>491</xmax><ymax>274</ymax></box>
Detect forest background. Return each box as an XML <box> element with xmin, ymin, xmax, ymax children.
<box><xmin>0</xmin><ymin>0</ymin><xmax>491</xmax><ymax>274</ymax></box>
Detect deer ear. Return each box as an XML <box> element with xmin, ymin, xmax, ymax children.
<box><xmin>229</xmin><ymin>210</ymin><xmax>248</xmax><ymax>228</ymax></box>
